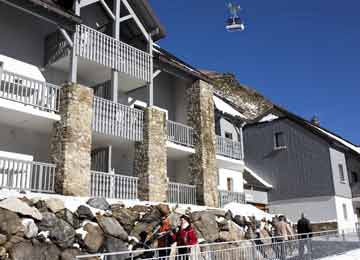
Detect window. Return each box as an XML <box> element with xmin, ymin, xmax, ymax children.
<box><xmin>274</xmin><ymin>132</ymin><xmax>286</xmax><ymax>149</ymax></box>
<box><xmin>225</xmin><ymin>132</ymin><xmax>233</xmax><ymax>140</ymax></box>
<box><xmin>227</xmin><ymin>178</ymin><xmax>234</xmax><ymax>192</ymax></box>
<box><xmin>352</xmin><ymin>172</ymin><xmax>358</xmax><ymax>183</ymax></box>
<box><xmin>343</xmin><ymin>204</ymin><xmax>348</xmax><ymax>220</ymax></box>
<box><xmin>339</xmin><ymin>164</ymin><xmax>345</xmax><ymax>183</ymax></box>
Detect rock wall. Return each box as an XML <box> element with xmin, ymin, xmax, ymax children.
<box><xmin>134</xmin><ymin>107</ymin><xmax>168</xmax><ymax>202</ymax></box>
<box><xmin>187</xmin><ymin>80</ymin><xmax>219</xmax><ymax>207</ymax></box>
<box><xmin>51</xmin><ymin>84</ymin><xmax>93</xmax><ymax>197</ymax></box>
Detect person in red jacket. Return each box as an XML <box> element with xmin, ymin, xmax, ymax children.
<box><xmin>175</xmin><ymin>215</ymin><xmax>198</xmax><ymax>256</ymax></box>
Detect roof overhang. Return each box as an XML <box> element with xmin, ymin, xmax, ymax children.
<box><xmin>128</xmin><ymin>0</ymin><xmax>165</xmax><ymax>41</ymax></box>
<box><xmin>244</xmin><ymin>166</ymin><xmax>273</xmax><ymax>189</ymax></box>
<box><xmin>0</xmin><ymin>0</ymin><xmax>82</xmax><ymax>31</ymax></box>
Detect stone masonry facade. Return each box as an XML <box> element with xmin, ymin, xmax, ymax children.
<box><xmin>187</xmin><ymin>80</ymin><xmax>219</xmax><ymax>207</ymax></box>
<box><xmin>134</xmin><ymin>107</ymin><xmax>168</xmax><ymax>202</ymax></box>
<box><xmin>51</xmin><ymin>84</ymin><xmax>93</xmax><ymax>197</ymax></box>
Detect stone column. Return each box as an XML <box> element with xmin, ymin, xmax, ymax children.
<box><xmin>187</xmin><ymin>80</ymin><xmax>219</xmax><ymax>207</ymax></box>
<box><xmin>51</xmin><ymin>84</ymin><xmax>93</xmax><ymax>196</ymax></box>
<box><xmin>134</xmin><ymin>107</ymin><xmax>167</xmax><ymax>202</ymax></box>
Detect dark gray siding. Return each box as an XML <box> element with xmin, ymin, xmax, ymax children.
<box><xmin>347</xmin><ymin>155</ymin><xmax>360</xmax><ymax>197</ymax></box>
<box><xmin>244</xmin><ymin>118</ymin><xmax>335</xmax><ymax>202</ymax></box>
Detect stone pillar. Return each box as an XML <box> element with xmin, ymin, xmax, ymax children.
<box><xmin>134</xmin><ymin>107</ymin><xmax>167</xmax><ymax>202</ymax></box>
<box><xmin>187</xmin><ymin>80</ymin><xmax>219</xmax><ymax>207</ymax></box>
<box><xmin>51</xmin><ymin>84</ymin><xmax>93</xmax><ymax>196</ymax></box>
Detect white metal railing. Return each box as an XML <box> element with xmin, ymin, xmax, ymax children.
<box><xmin>216</xmin><ymin>136</ymin><xmax>243</xmax><ymax>160</ymax></box>
<box><xmin>76</xmin><ymin>230</ymin><xmax>348</xmax><ymax>260</ymax></box>
<box><xmin>74</xmin><ymin>24</ymin><xmax>151</xmax><ymax>82</ymax></box>
<box><xmin>0</xmin><ymin>69</ymin><xmax>60</xmax><ymax>113</ymax></box>
<box><xmin>92</xmin><ymin>96</ymin><xmax>143</xmax><ymax>141</ymax></box>
<box><xmin>167</xmin><ymin>181</ymin><xmax>197</xmax><ymax>205</ymax></box>
<box><xmin>219</xmin><ymin>190</ymin><xmax>246</xmax><ymax>208</ymax></box>
<box><xmin>90</xmin><ymin>171</ymin><xmax>138</xmax><ymax>200</ymax></box>
<box><xmin>0</xmin><ymin>157</ymin><xmax>56</xmax><ymax>193</ymax></box>
<box><xmin>167</xmin><ymin>120</ymin><xmax>194</xmax><ymax>147</ymax></box>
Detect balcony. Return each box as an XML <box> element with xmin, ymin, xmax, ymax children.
<box><xmin>0</xmin><ymin>69</ymin><xmax>60</xmax><ymax>113</ymax></box>
<box><xmin>92</xmin><ymin>96</ymin><xmax>143</xmax><ymax>142</ymax></box>
<box><xmin>45</xmin><ymin>25</ymin><xmax>151</xmax><ymax>91</ymax></box>
<box><xmin>167</xmin><ymin>120</ymin><xmax>194</xmax><ymax>147</ymax></box>
<box><xmin>219</xmin><ymin>190</ymin><xmax>246</xmax><ymax>208</ymax></box>
<box><xmin>167</xmin><ymin>182</ymin><xmax>197</xmax><ymax>205</ymax></box>
<box><xmin>90</xmin><ymin>171</ymin><xmax>138</xmax><ymax>201</ymax></box>
<box><xmin>0</xmin><ymin>156</ymin><xmax>56</xmax><ymax>193</ymax></box>
<box><xmin>216</xmin><ymin>136</ymin><xmax>243</xmax><ymax>160</ymax></box>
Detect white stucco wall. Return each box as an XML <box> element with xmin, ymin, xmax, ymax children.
<box><xmin>334</xmin><ymin>196</ymin><xmax>357</xmax><ymax>231</ymax></box>
<box><xmin>218</xmin><ymin>168</ymin><xmax>244</xmax><ymax>192</ymax></box>
<box><xmin>0</xmin><ymin>123</ymin><xmax>52</xmax><ymax>162</ymax></box>
<box><xmin>269</xmin><ymin>195</ymin><xmax>357</xmax><ymax>229</ymax></box>
<box><xmin>329</xmin><ymin>147</ymin><xmax>352</xmax><ymax>198</ymax></box>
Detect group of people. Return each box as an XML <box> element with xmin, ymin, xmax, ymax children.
<box><xmin>134</xmin><ymin>210</ymin><xmax>313</xmax><ymax>260</ymax></box>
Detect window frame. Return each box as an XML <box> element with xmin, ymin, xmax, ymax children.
<box><xmin>274</xmin><ymin>131</ymin><xmax>287</xmax><ymax>150</ymax></box>
<box><xmin>338</xmin><ymin>164</ymin><xmax>346</xmax><ymax>184</ymax></box>
<box><xmin>225</xmin><ymin>132</ymin><xmax>233</xmax><ymax>140</ymax></box>
<box><xmin>343</xmin><ymin>204</ymin><xmax>348</xmax><ymax>221</ymax></box>
<box><xmin>352</xmin><ymin>171</ymin><xmax>358</xmax><ymax>184</ymax></box>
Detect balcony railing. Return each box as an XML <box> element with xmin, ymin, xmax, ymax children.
<box><xmin>216</xmin><ymin>136</ymin><xmax>243</xmax><ymax>160</ymax></box>
<box><xmin>219</xmin><ymin>190</ymin><xmax>246</xmax><ymax>208</ymax></box>
<box><xmin>167</xmin><ymin>182</ymin><xmax>197</xmax><ymax>205</ymax></box>
<box><xmin>92</xmin><ymin>96</ymin><xmax>143</xmax><ymax>141</ymax></box>
<box><xmin>90</xmin><ymin>171</ymin><xmax>138</xmax><ymax>200</ymax></box>
<box><xmin>0</xmin><ymin>156</ymin><xmax>56</xmax><ymax>193</ymax></box>
<box><xmin>75</xmin><ymin>25</ymin><xmax>151</xmax><ymax>82</ymax></box>
<box><xmin>167</xmin><ymin>120</ymin><xmax>194</xmax><ymax>147</ymax></box>
<box><xmin>0</xmin><ymin>69</ymin><xmax>60</xmax><ymax>113</ymax></box>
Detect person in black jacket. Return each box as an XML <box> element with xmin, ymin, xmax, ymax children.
<box><xmin>297</xmin><ymin>213</ymin><xmax>312</xmax><ymax>258</ymax></box>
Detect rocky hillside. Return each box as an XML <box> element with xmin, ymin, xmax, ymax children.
<box><xmin>203</xmin><ymin>71</ymin><xmax>273</xmax><ymax>120</ymax></box>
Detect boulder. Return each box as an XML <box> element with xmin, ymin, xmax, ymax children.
<box><xmin>0</xmin><ymin>247</ymin><xmax>6</xmax><ymax>259</ymax></box>
<box><xmin>103</xmin><ymin>236</ymin><xmax>129</xmax><ymax>260</ymax></box>
<box><xmin>60</xmin><ymin>249</ymin><xmax>81</xmax><ymax>260</ymax></box>
<box><xmin>0</xmin><ymin>208</ymin><xmax>22</xmax><ymax>235</ymax></box>
<box><xmin>83</xmin><ymin>223</ymin><xmax>104</xmax><ymax>253</ymax></box>
<box><xmin>219</xmin><ymin>221</ymin><xmax>245</xmax><ymax>241</ymax></box>
<box><xmin>9</xmin><ymin>241</ymin><xmax>61</xmax><ymax>260</ymax></box>
<box><xmin>192</xmin><ymin>212</ymin><xmax>219</xmax><ymax>242</ymax></box>
<box><xmin>233</xmin><ymin>215</ymin><xmax>245</xmax><ymax>227</ymax></box>
<box><xmin>22</xmin><ymin>218</ymin><xmax>38</xmax><ymax>239</ymax></box>
<box><xmin>0</xmin><ymin>234</ymin><xmax>7</xmax><ymax>246</ymax></box>
<box><xmin>33</xmin><ymin>200</ymin><xmax>49</xmax><ymax>213</ymax></box>
<box><xmin>96</xmin><ymin>216</ymin><xmax>128</xmax><ymax>241</ymax></box>
<box><xmin>87</xmin><ymin>198</ymin><xmax>110</xmax><ymax>211</ymax></box>
<box><xmin>45</xmin><ymin>198</ymin><xmax>65</xmax><ymax>213</ymax></box>
<box><xmin>0</xmin><ymin>198</ymin><xmax>42</xmax><ymax>220</ymax></box>
<box><xmin>76</xmin><ymin>206</ymin><xmax>95</xmax><ymax>220</ymax></box>
<box><xmin>225</xmin><ymin>210</ymin><xmax>233</xmax><ymax>220</ymax></box>
<box><xmin>168</xmin><ymin>212</ymin><xmax>182</xmax><ymax>229</ymax></box>
<box><xmin>3</xmin><ymin>235</ymin><xmax>25</xmax><ymax>250</ymax></box>
<box><xmin>56</xmin><ymin>209</ymin><xmax>81</xmax><ymax>229</ymax></box>
<box><xmin>39</xmin><ymin>212</ymin><xmax>76</xmax><ymax>249</ymax></box>
<box><xmin>112</xmin><ymin>207</ymin><xmax>138</xmax><ymax>233</ymax></box>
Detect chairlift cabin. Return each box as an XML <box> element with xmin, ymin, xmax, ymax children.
<box><xmin>225</xmin><ymin>2</ymin><xmax>245</xmax><ymax>32</ymax></box>
<box><xmin>226</xmin><ymin>17</ymin><xmax>245</xmax><ymax>32</ymax></box>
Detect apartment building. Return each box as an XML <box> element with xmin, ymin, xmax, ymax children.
<box><xmin>244</xmin><ymin>106</ymin><xmax>360</xmax><ymax>230</ymax></box>
<box><xmin>0</xmin><ymin>0</ymin><xmax>247</xmax><ymax>207</ymax></box>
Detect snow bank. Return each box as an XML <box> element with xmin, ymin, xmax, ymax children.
<box><xmin>317</xmin><ymin>249</ymin><xmax>360</xmax><ymax>260</ymax></box>
<box><xmin>224</xmin><ymin>202</ymin><xmax>273</xmax><ymax>221</ymax></box>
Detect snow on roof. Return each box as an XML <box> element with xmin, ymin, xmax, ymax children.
<box><xmin>224</xmin><ymin>202</ymin><xmax>273</xmax><ymax>221</ymax></box>
<box><xmin>0</xmin><ymin>55</ymin><xmax>45</xmax><ymax>82</ymax></box>
<box><xmin>309</xmin><ymin>123</ymin><xmax>360</xmax><ymax>155</ymax></box>
<box><xmin>259</xmin><ymin>113</ymin><xmax>279</xmax><ymax>123</ymax></box>
<box><xmin>244</xmin><ymin>166</ymin><xmax>273</xmax><ymax>188</ymax></box>
<box><xmin>213</xmin><ymin>95</ymin><xmax>245</xmax><ymax>118</ymax></box>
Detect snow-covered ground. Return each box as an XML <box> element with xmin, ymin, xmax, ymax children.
<box><xmin>317</xmin><ymin>249</ymin><xmax>360</xmax><ymax>260</ymax></box>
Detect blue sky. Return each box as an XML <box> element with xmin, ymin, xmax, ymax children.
<box><xmin>149</xmin><ymin>0</ymin><xmax>360</xmax><ymax>145</ymax></box>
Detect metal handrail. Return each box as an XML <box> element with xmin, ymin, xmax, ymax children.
<box><xmin>90</xmin><ymin>170</ymin><xmax>138</xmax><ymax>200</ymax></box>
<box><xmin>0</xmin><ymin>156</ymin><xmax>56</xmax><ymax>193</ymax></box>
<box><xmin>92</xmin><ymin>96</ymin><xmax>144</xmax><ymax>141</ymax></box>
<box><xmin>216</xmin><ymin>135</ymin><xmax>243</xmax><ymax>160</ymax></box>
<box><xmin>0</xmin><ymin>69</ymin><xmax>60</xmax><ymax>113</ymax></box>
<box><xmin>168</xmin><ymin>181</ymin><xmax>197</xmax><ymax>205</ymax></box>
<box><xmin>167</xmin><ymin>120</ymin><xmax>194</xmax><ymax>147</ymax></box>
